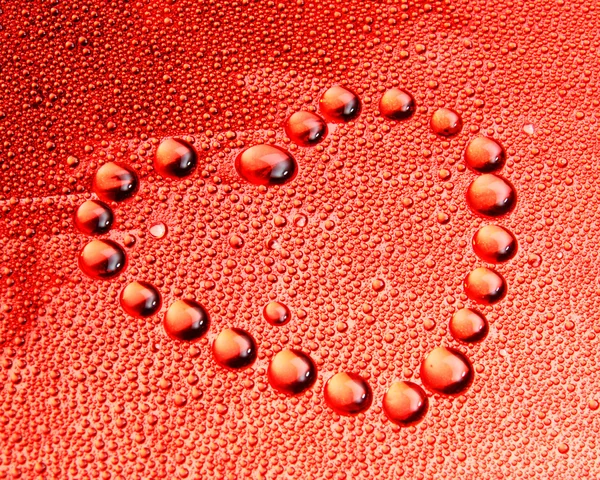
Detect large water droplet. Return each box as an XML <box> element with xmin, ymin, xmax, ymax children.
<box><xmin>319</xmin><ymin>85</ymin><xmax>361</xmax><ymax>123</ymax></box>
<box><xmin>74</xmin><ymin>200</ymin><xmax>114</xmax><ymax>235</ymax></box>
<box><xmin>464</xmin><ymin>137</ymin><xmax>506</xmax><ymax>173</ymax></box>
<box><xmin>430</xmin><ymin>108</ymin><xmax>462</xmax><ymax>137</ymax></box>
<box><xmin>78</xmin><ymin>239</ymin><xmax>126</xmax><ymax>280</ymax></box>
<box><xmin>119</xmin><ymin>281</ymin><xmax>161</xmax><ymax>318</ymax></box>
<box><xmin>263</xmin><ymin>301</ymin><xmax>291</xmax><ymax>326</ymax></box>
<box><xmin>449</xmin><ymin>308</ymin><xmax>489</xmax><ymax>343</ymax></box>
<box><xmin>234</xmin><ymin>145</ymin><xmax>297</xmax><ymax>186</ymax></box>
<box><xmin>323</xmin><ymin>372</ymin><xmax>373</xmax><ymax>415</ymax></box>
<box><xmin>212</xmin><ymin>328</ymin><xmax>257</xmax><ymax>370</ymax></box>
<box><xmin>163</xmin><ymin>299</ymin><xmax>209</xmax><ymax>342</ymax></box>
<box><xmin>379</xmin><ymin>88</ymin><xmax>416</xmax><ymax>121</ymax></box>
<box><xmin>268</xmin><ymin>349</ymin><xmax>317</xmax><ymax>396</ymax></box>
<box><xmin>284</xmin><ymin>111</ymin><xmax>328</xmax><ymax>147</ymax></box>
<box><xmin>154</xmin><ymin>138</ymin><xmax>197</xmax><ymax>179</ymax></box>
<box><xmin>92</xmin><ymin>162</ymin><xmax>138</xmax><ymax>202</ymax></box>
<box><xmin>420</xmin><ymin>347</ymin><xmax>474</xmax><ymax>395</ymax></box>
<box><xmin>472</xmin><ymin>225</ymin><xmax>517</xmax><ymax>263</ymax></box>
<box><xmin>466</xmin><ymin>174</ymin><xmax>516</xmax><ymax>217</ymax></box>
<box><xmin>382</xmin><ymin>381</ymin><xmax>429</xmax><ymax>426</ymax></box>
<box><xmin>464</xmin><ymin>267</ymin><xmax>507</xmax><ymax>305</ymax></box>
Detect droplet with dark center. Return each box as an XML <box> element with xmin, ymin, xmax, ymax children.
<box><xmin>74</xmin><ymin>200</ymin><xmax>114</xmax><ymax>235</ymax></box>
<box><xmin>319</xmin><ymin>85</ymin><xmax>361</xmax><ymax>123</ymax></box>
<box><xmin>263</xmin><ymin>301</ymin><xmax>291</xmax><ymax>326</ymax></box>
<box><xmin>324</xmin><ymin>372</ymin><xmax>373</xmax><ymax>415</ymax></box>
<box><xmin>78</xmin><ymin>239</ymin><xmax>126</xmax><ymax>280</ymax></box>
<box><xmin>472</xmin><ymin>225</ymin><xmax>518</xmax><ymax>263</ymax></box>
<box><xmin>449</xmin><ymin>308</ymin><xmax>489</xmax><ymax>343</ymax></box>
<box><xmin>92</xmin><ymin>162</ymin><xmax>138</xmax><ymax>202</ymax></box>
<box><xmin>383</xmin><ymin>381</ymin><xmax>429</xmax><ymax>426</ymax></box>
<box><xmin>163</xmin><ymin>299</ymin><xmax>210</xmax><ymax>342</ymax></box>
<box><xmin>430</xmin><ymin>108</ymin><xmax>463</xmax><ymax>137</ymax></box>
<box><xmin>379</xmin><ymin>88</ymin><xmax>416</xmax><ymax>121</ymax></box>
<box><xmin>212</xmin><ymin>328</ymin><xmax>257</xmax><ymax>370</ymax></box>
<box><xmin>464</xmin><ymin>267</ymin><xmax>507</xmax><ymax>305</ymax></box>
<box><xmin>268</xmin><ymin>349</ymin><xmax>317</xmax><ymax>396</ymax></box>
<box><xmin>464</xmin><ymin>136</ymin><xmax>506</xmax><ymax>173</ymax></box>
<box><xmin>154</xmin><ymin>138</ymin><xmax>198</xmax><ymax>179</ymax></box>
<box><xmin>120</xmin><ymin>281</ymin><xmax>161</xmax><ymax>318</ymax></box>
<box><xmin>284</xmin><ymin>111</ymin><xmax>328</xmax><ymax>147</ymax></box>
<box><xmin>466</xmin><ymin>174</ymin><xmax>516</xmax><ymax>217</ymax></box>
<box><xmin>420</xmin><ymin>347</ymin><xmax>474</xmax><ymax>395</ymax></box>
<box><xmin>234</xmin><ymin>144</ymin><xmax>297</xmax><ymax>186</ymax></box>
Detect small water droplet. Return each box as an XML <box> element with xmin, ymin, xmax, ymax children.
<box><xmin>523</xmin><ymin>123</ymin><xmax>535</xmax><ymax>135</ymax></box>
<box><xmin>466</xmin><ymin>174</ymin><xmax>516</xmax><ymax>217</ymax></box>
<box><xmin>464</xmin><ymin>137</ymin><xmax>506</xmax><ymax>173</ymax></box>
<box><xmin>464</xmin><ymin>267</ymin><xmax>507</xmax><ymax>305</ymax></box>
<box><xmin>268</xmin><ymin>349</ymin><xmax>317</xmax><ymax>396</ymax></box>
<box><xmin>420</xmin><ymin>347</ymin><xmax>474</xmax><ymax>395</ymax></box>
<box><xmin>319</xmin><ymin>85</ymin><xmax>361</xmax><ymax>123</ymax></box>
<box><xmin>149</xmin><ymin>222</ymin><xmax>167</xmax><ymax>239</ymax></box>
<box><xmin>430</xmin><ymin>108</ymin><xmax>462</xmax><ymax>137</ymax></box>
<box><xmin>382</xmin><ymin>381</ymin><xmax>429</xmax><ymax>426</ymax></box>
<box><xmin>263</xmin><ymin>301</ymin><xmax>291</xmax><ymax>326</ymax></box>
<box><xmin>74</xmin><ymin>200</ymin><xmax>114</xmax><ymax>235</ymax></box>
<box><xmin>163</xmin><ymin>299</ymin><xmax>209</xmax><ymax>342</ymax></box>
<box><xmin>323</xmin><ymin>372</ymin><xmax>373</xmax><ymax>415</ymax></box>
<box><xmin>234</xmin><ymin>144</ymin><xmax>297</xmax><ymax>186</ymax></box>
<box><xmin>92</xmin><ymin>162</ymin><xmax>138</xmax><ymax>202</ymax></box>
<box><xmin>284</xmin><ymin>111</ymin><xmax>328</xmax><ymax>147</ymax></box>
<box><xmin>212</xmin><ymin>328</ymin><xmax>257</xmax><ymax>370</ymax></box>
<box><xmin>78</xmin><ymin>239</ymin><xmax>126</xmax><ymax>280</ymax></box>
<box><xmin>379</xmin><ymin>88</ymin><xmax>416</xmax><ymax>121</ymax></box>
<box><xmin>154</xmin><ymin>138</ymin><xmax>197</xmax><ymax>179</ymax></box>
<box><xmin>449</xmin><ymin>308</ymin><xmax>489</xmax><ymax>343</ymax></box>
<box><xmin>120</xmin><ymin>281</ymin><xmax>161</xmax><ymax>318</ymax></box>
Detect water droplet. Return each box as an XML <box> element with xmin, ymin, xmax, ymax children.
<box><xmin>74</xmin><ymin>200</ymin><xmax>114</xmax><ymax>235</ymax></box>
<box><xmin>323</xmin><ymin>372</ymin><xmax>373</xmax><ymax>415</ymax></box>
<box><xmin>284</xmin><ymin>111</ymin><xmax>328</xmax><ymax>147</ymax></box>
<box><xmin>163</xmin><ymin>299</ymin><xmax>209</xmax><ymax>342</ymax></box>
<box><xmin>120</xmin><ymin>281</ymin><xmax>161</xmax><ymax>318</ymax></box>
<box><xmin>382</xmin><ymin>381</ymin><xmax>429</xmax><ymax>426</ymax></box>
<box><xmin>371</xmin><ymin>279</ymin><xmax>385</xmax><ymax>292</ymax></box>
<box><xmin>528</xmin><ymin>253</ymin><xmax>542</xmax><ymax>267</ymax></box>
<box><xmin>229</xmin><ymin>235</ymin><xmax>244</xmax><ymax>249</ymax></box>
<box><xmin>472</xmin><ymin>225</ymin><xmax>517</xmax><ymax>263</ymax></box>
<box><xmin>420</xmin><ymin>347</ymin><xmax>474</xmax><ymax>395</ymax></box>
<box><xmin>149</xmin><ymin>222</ymin><xmax>167</xmax><ymax>239</ymax></box>
<box><xmin>523</xmin><ymin>123</ymin><xmax>535</xmax><ymax>135</ymax></box>
<box><xmin>78</xmin><ymin>239</ymin><xmax>126</xmax><ymax>280</ymax></box>
<box><xmin>212</xmin><ymin>328</ymin><xmax>257</xmax><ymax>370</ymax></box>
<box><xmin>319</xmin><ymin>85</ymin><xmax>361</xmax><ymax>123</ymax></box>
<box><xmin>430</xmin><ymin>108</ymin><xmax>462</xmax><ymax>137</ymax></box>
<box><xmin>234</xmin><ymin>145</ymin><xmax>297</xmax><ymax>186</ymax></box>
<box><xmin>267</xmin><ymin>349</ymin><xmax>317</xmax><ymax>396</ymax></box>
<box><xmin>464</xmin><ymin>267</ymin><xmax>507</xmax><ymax>305</ymax></box>
<box><xmin>92</xmin><ymin>162</ymin><xmax>138</xmax><ymax>202</ymax></box>
<box><xmin>464</xmin><ymin>137</ymin><xmax>506</xmax><ymax>173</ymax></box>
<box><xmin>379</xmin><ymin>88</ymin><xmax>416</xmax><ymax>121</ymax></box>
<box><xmin>263</xmin><ymin>301</ymin><xmax>291</xmax><ymax>326</ymax></box>
<box><xmin>466</xmin><ymin>174</ymin><xmax>516</xmax><ymax>217</ymax></box>
<box><xmin>154</xmin><ymin>138</ymin><xmax>197</xmax><ymax>179</ymax></box>
<box><xmin>449</xmin><ymin>308</ymin><xmax>489</xmax><ymax>343</ymax></box>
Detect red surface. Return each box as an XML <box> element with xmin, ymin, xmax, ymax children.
<box><xmin>1</xmin><ymin>0</ymin><xmax>600</xmax><ymax>478</ymax></box>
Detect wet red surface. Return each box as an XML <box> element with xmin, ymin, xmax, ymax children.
<box><xmin>1</xmin><ymin>0</ymin><xmax>600</xmax><ymax>478</ymax></box>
